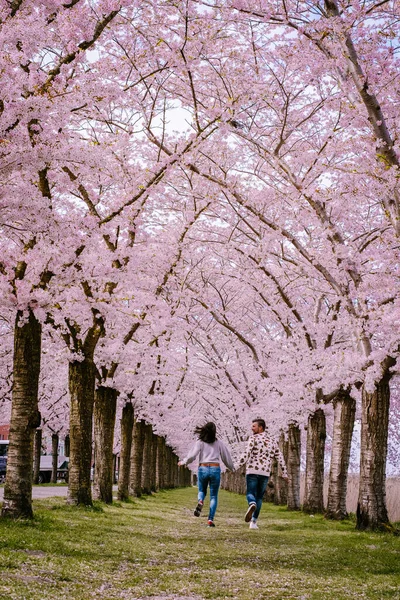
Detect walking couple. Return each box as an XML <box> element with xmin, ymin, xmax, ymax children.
<box><xmin>178</xmin><ymin>419</ymin><xmax>287</xmax><ymax>528</ymax></box>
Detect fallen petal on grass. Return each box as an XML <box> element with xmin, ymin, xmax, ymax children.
<box><xmin>0</xmin><ymin>488</ymin><xmax>399</xmax><ymax>600</ymax></box>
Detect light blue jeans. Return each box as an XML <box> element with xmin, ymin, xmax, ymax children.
<box><xmin>246</xmin><ymin>474</ymin><xmax>269</xmax><ymax>520</ymax></box>
<box><xmin>197</xmin><ymin>465</ymin><xmax>221</xmax><ymax>521</ymax></box>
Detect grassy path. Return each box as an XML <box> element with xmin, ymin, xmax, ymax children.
<box><xmin>0</xmin><ymin>487</ymin><xmax>399</xmax><ymax>600</ymax></box>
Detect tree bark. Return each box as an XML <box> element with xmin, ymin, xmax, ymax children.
<box><xmin>67</xmin><ymin>357</ymin><xmax>95</xmax><ymax>506</ymax></box>
<box><xmin>33</xmin><ymin>429</ymin><xmax>42</xmax><ymax>485</ymax></box>
<box><xmin>303</xmin><ymin>409</ymin><xmax>326</xmax><ymax>513</ymax></box>
<box><xmin>113</xmin><ymin>454</ymin><xmax>118</xmax><ymax>484</ymax></box>
<box><xmin>64</xmin><ymin>434</ymin><xmax>70</xmax><ymax>457</ymax></box>
<box><xmin>141</xmin><ymin>424</ymin><xmax>153</xmax><ymax>495</ymax></box>
<box><xmin>164</xmin><ymin>446</ymin><xmax>171</xmax><ymax>489</ymax></box>
<box><xmin>92</xmin><ymin>386</ymin><xmax>118</xmax><ymax>504</ymax></box>
<box><xmin>2</xmin><ymin>310</ymin><xmax>41</xmax><ymax>519</ymax></box>
<box><xmin>326</xmin><ymin>390</ymin><xmax>356</xmax><ymax>519</ymax></box>
<box><xmin>117</xmin><ymin>403</ymin><xmax>134</xmax><ymax>501</ymax></box>
<box><xmin>357</xmin><ymin>375</ymin><xmax>391</xmax><ymax>530</ymax></box>
<box><xmin>151</xmin><ymin>433</ymin><xmax>157</xmax><ymax>492</ymax></box>
<box><xmin>287</xmin><ymin>423</ymin><xmax>301</xmax><ymax>510</ymax></box>
<box><xmin>129</xmin><ymin>420</ymin><xmax>145</xmax><ymax>497</ymax></box>
<box><xmin>275</xmin><ymin>432</ymin><xmax>288</xmax><ymax>505</ymax></box>
<box><xmin>266</xmin><ymin>457</ymin><xmax>278</xmax><ymax>503</ymax></box>
<box><xmin>156</xmin><ymin>436</ymin><xmax>165</xmax><ymax>490</ymax></box>
<box><xmin>51</xmin><ymin>433</ymin><xmax>59</xmax><ymax>484</ymax></box>
<box><xmin>173</xmin><ymin>453</ymin><xmax>179</xmax><ymax>488</ymax></box>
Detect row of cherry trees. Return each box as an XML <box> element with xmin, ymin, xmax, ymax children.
<box><xmin>0</xmin><ymin>0</ymin><xmax>399</xmax><ymax>530</ymax></box>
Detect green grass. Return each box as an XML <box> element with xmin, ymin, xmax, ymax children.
<box><xmin>0</xmin><ymin>487</ymin><xmax>399</xmax><ymax>599</ymax></box>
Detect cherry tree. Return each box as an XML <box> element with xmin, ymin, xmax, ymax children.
<box><xmin>0</xmin><ymin>0</ymin><xmax>130</xmax><ymax>518</ymax></box>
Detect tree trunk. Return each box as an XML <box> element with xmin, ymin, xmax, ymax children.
<box><xmin>93</xmin><ymin>386</ymin><xmax>118</xmax><ymax>504</ymax></box>
<box><xmin>129</xmin><ymin>420</ymin><xmax>145</xmax><ymax>497</ymax></box>
<box><xmin>117</xmin><ymin>403</ymin><xmax>134</xmax><ymax>501</ymax></box>
<box><xmin>164</xmin><ymin>446</ymin><xmax>171</xmax><ymax>489</ymax></box>
<box><xmin>33</xmin><ymin>429</ymin><xmax>42</xmax><ymax>485</ymax></box>
<box><xmin>51</xmin><ymin>433</ymin><xmax>59</xmax><ymax>484</ymax></box>
<box><xmin>141</xmin><ymin>424</ymin><xmax>153</xmax><ymax>495</ymax></box>
<box><xmin>151</xmin><ymin>433</ymin><xmax>157</xmax><ymax>492</ymax></box>
<box><xmin>287</xmin><ymin>423</ymin><xmax>301</xmax><ymax>510</ymax></box>
<box><xmin>113</xmin><ymin>454</ymin><xmax>118</xmax><ymax>484</ymax></box>
<box><xmin>67</xmin><ymin>357</ymin><xmax>95</xmax><ymax>506</ymax></box>
<box><xmin>178</xmin><ymin>465</ymin><xmax>184</xmax><ymax>487</ymax></box>
<box><xmin>173</xmin><ymin>453</ymin><xmax>179</xmax><ymax>488</ymax></box>
<box><xmin>326</xmin><ymin>390</ymin><xmax>356</xmax><ymax>520</ymax></box>
<box><xmin>303</xmin><ymin>409</ymin><xmax>326</xmax><ymax>513</ymax></box>
<box><xmin>185</xmin><ymin>466</ymin><xmax>191</xmax><ymax>486</ymax></box>
<box><xmin>266</xmin><ymin>457</ymin><xmax>277</xmax><ymax>503</ymax></box>
<box><xmin>357</xmin><ymin>376</ymin><xmax>391</xmax><ymax>530</ymax></box>
<box><xmin>64</xmin><ymin>434</ymin><xmax>70</xmax><ymax>457</ymax></box>
<box><xmin>275</xmin><ymin>432</ymin><xmax>288</xmax><ymax>505</ymax></box>
<box><xmin>163</xmin><ymin>446</ymin><xmax>168</xmax><ymax>489</ymax></box>
<box><xmin>156</xmin><ymin>436</ymin><xmax>165</xmax><ymax>490</ymax></box>
<box><xmin>2</xmin><ymin>310</ymin><xmax>41</xmax><ymax>519</ymax></box>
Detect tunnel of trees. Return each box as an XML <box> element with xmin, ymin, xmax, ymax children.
<box><xmin>0</xmin><ymin>0</ymin><xmax>400</xmax><ymax>532</ymax></box>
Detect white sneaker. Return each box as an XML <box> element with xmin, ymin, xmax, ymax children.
<box><xmin>249</xmin><ymin>521</ymin><xmax>259</xmax><ymax>529</ymax></box>
<box><xmin>245</xmin><ymin>502</ymin><xmax>256</xmax><ymax>522</ymax></box>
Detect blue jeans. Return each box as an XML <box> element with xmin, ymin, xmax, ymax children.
<box><xmin>246</xmin><ymin>474</ymin><xmax>269</xmax><ymax>520</ymax></box>
<box><xmin>197</xmin><ymin>466</ymin><xmax>221</xmax><ymax>521</ymax></box>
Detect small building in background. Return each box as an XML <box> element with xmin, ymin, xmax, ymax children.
<box><xmin>0</xmin><ymin>424</ymin><xmax>10</xmax><ymax>440</ymax></box>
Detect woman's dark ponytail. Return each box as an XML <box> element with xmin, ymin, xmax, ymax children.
<box><xmin>194</xmin><ymin>422</ymin><xmax>217</xmax><ymax>443</ymax></box>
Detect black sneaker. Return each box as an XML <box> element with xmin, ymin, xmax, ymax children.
<box><xmin>207</xmin><ymin>520</ymin><xmax>215</xmax><ymax>527</ymax></box>
<box><xmin>245</xmin><ymin>502</ymin><xmax>256</xmax><ymax>522</ymax></box>
<box><xmin>194</xmin><ymin>501</ymin><xmax>203</xmax><ymax>517</ymax></box>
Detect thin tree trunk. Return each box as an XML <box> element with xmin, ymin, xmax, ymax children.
<box><xmin>64</xmin><ymin>434</ymin><xmax>70</xmax><ymax>457</ymax></box>
<box><xmin>303</xmin><ymin>409</ymin><xmax>326</xmax><ymax>513</ymax></box>
<box><xmin>287</xmin><ymin>423</ymin><xmax>301</xmax><ymax>510</ymax></box>
<box><xmin>2</xmin><ymin>310</ymin><xmax>41</xmax><ymax>519</ymax></box>
<box><xmin>173</xmin><ymin>453</ymin><xmax>179</xmax><ymax>488</ymax></box>
<box><xmin>164</xmin><ymin>445</ymin><xmax>171</xmax><ymax>489</ymax></box>
<box><xmin>326</xmin><ymin>390</ymin><xmax>356</xmax><ymax>519</ymax></box>
<box><xmin>184</xmin><ymin>466</ymin><xmax>191</xmax><ymax>486</ymax></box>
<box><xmin>170</xmin><ymin>448</ymin><xmax>175</xmax><ymax>488</ymax></box>
<box><xmin>178</xmin><ymin>465</ymin><xmax>184</xmax><ymax>487</ymax></box>
<box><xmin>33</xmin><ymin>429</ymin><xmax>42</xmax><ymax>485</ymax></box>
<box><xmin>113</xmin><ymin>454</ymin><xmax>118</xmax><ymax>484</ymax></box>
<box><xmin>51</xmin><ymin>433</ymin><xmax>59</xmax><ymax>484</ymax></box>
<box><xmin>165</xmin><ymin>442</ymin><xmax>171</xmax><ymax>488</ymax></box>
<box><xmin>169</xmin><ymin>447</ymin><xmax>175</xmax><ymax>488</ymax></box>
<box><xmin>156</xmin><ymin>436</ymin><xmax>165</xmax><ymax>490</ymax></box>
<box><xmin>141</xmin><ymin>424</ymin><xmax>153</xmax><ymax>495</ymax></box>
<box><xmin>275</xmin><ymin>432</ymin><xmax>288</xmax><ymax>505</ymax></box>
<box><xmin>129</xmin><ymin>420</ymin><xmax>145</xmax><ymax>497</ymax></box>
<box><xmin>93</xmin><ymin>386</ymin><xmax>118</xmax><ymax>504</ymax></box>
<box><xmin>266</xmin><ymin>457</ymin><xmax>278</xmax><ymax>503</ymax></box>
<box><xmin>67</xmin><ymin>357</ymin><xmax>95</xmax><ymax>506</ymax></box>
<box><xmin>357</xmin><ymin>375</ymin><xmax>391</xmax><ymax>530</ymax></box>
<box><xmin>164</xmin><ymin>446</ymin><xmax>170</xmax><ymax>489</ymax></box>
<box><xmin>117</xmin><ymin>403</ymin><xmax>134</xmax><ymax>501</ymax></box>
<box><xmin>151</xmin><ymin>433</ymin><xmax>157</xmax><ymax>492</ymax></box>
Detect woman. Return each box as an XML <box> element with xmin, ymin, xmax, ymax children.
<box><xmin>179</xmin><ymin>422</ymin><xmax>235</xmax><ymax>527</ymax></box>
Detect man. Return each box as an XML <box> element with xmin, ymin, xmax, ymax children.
<box><xmin>239</xmin><ymin>418</ymin><xmax>287</xmax><ymax>529</ymax></box>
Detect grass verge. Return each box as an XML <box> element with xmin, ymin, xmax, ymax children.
<box><xmin>0</xmin><ymin>487</ymin><xmax>399</xmax><ymax>600</ymax></box>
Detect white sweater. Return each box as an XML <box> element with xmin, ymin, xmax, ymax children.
<box><xmin>182</xmin><ymin>439</ymin><xmax>235</xmax><ymax>471</ymax></box>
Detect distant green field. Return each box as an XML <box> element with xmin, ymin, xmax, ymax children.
<box><xmin>0</xmin><ymin>487</ymin><xmax>399</xmax><ymax>600</ymax></box>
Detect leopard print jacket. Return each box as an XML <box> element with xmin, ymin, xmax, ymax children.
<box><xmin>239</xmin><ymin>432</ymin><xmax>287</xmax><ymax>477</ymax></box>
